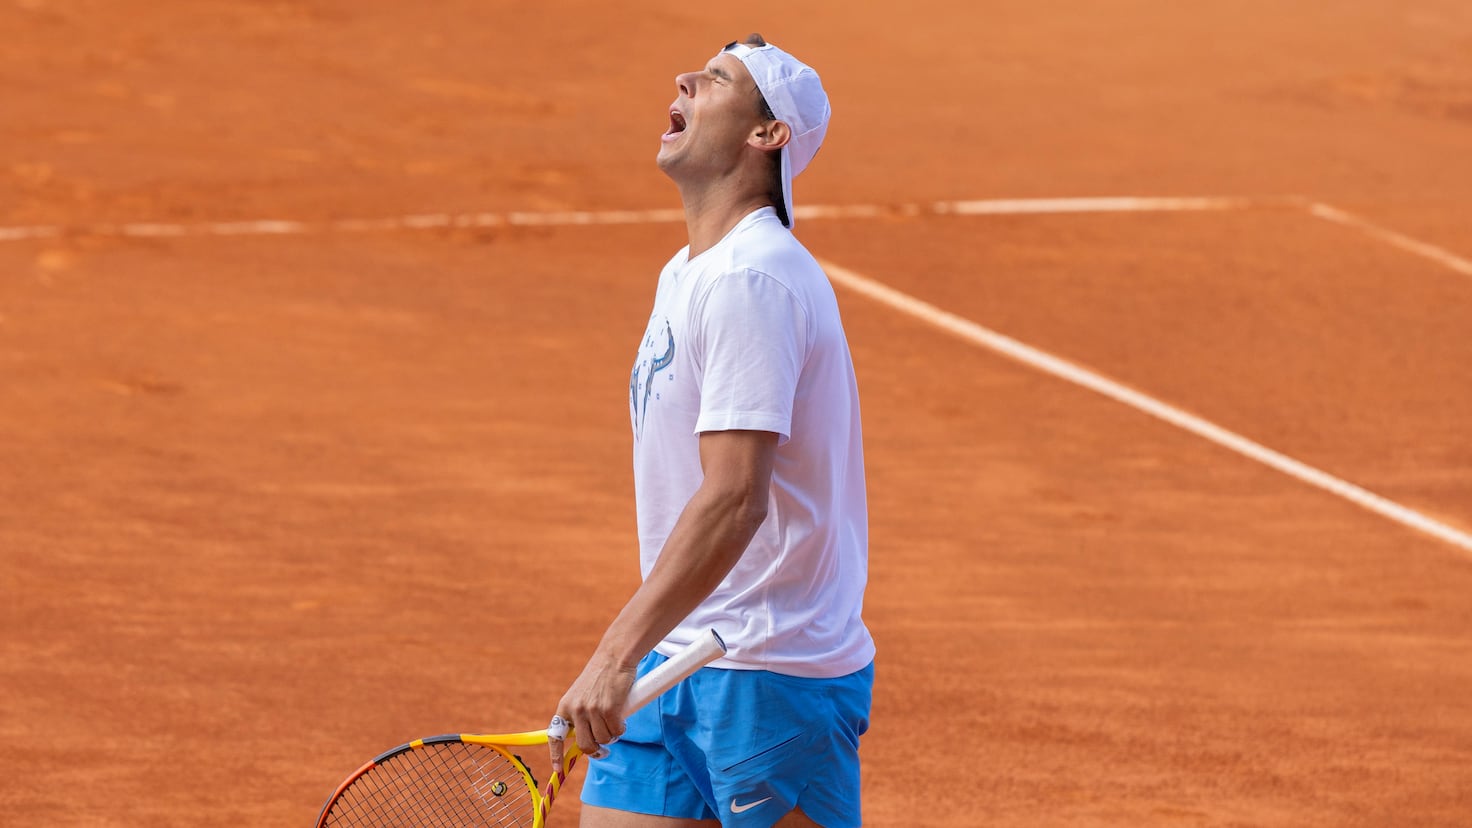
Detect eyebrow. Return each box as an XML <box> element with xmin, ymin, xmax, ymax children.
<box><xmin>708</xmin><ymin>64</ymin><xmax>734</xmax><ymax>82</ymax></box>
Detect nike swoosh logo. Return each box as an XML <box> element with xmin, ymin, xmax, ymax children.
<box><xmin>730</xmin><ymin>796</ymin><xmax>774</xmax><ymax>814</ymax></box>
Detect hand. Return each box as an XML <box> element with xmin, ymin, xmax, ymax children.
<box><xmin>550</xmin><ymin>654</ymin><xmax>638</xmax><ymax>768</ymax></box>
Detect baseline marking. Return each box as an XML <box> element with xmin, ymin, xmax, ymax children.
<box><xmin>0</xmin><ymin>196</ymin><xmax>1271</xmax><ymax>243</ymax></box>
<box><xmin>939</xmin><ymin>196</ymin><xmax>1262</xmax><ymax>215</ymax></box>
<box><xmin>6</xmin><ymin>193</ymin><xmax>1469</xmax><ymax>289</ymax></box>
<box><xmin>0</xmin><ymin>225</ymin><xmax>62</xmax><ymax>242</ymax></box>
<box><xmin>819</xmin><ymin>256</ymin><xmax>1472</xmax><ymax>558</ymax></box>
<box><xmin>1306</xmin><ymin>202</ymin><xmax>1472</xmax><ymax>280</ymax></box>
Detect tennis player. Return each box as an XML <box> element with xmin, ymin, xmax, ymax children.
<box><xmin>552</xmin><ymin>35</ymin><xmax>874</xmax><ymax>828</ymax></box>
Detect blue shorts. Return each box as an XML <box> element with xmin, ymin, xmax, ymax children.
<box><xmin>581</xmin><ymin>653</ymin><xmax>874</xmax><ymax>827</ymax></box>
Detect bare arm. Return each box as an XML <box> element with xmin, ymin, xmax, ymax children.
<box><xmin>554</xmin><ymin>428</ymin><xmax>778</xmax><ymax>756</ymax></box>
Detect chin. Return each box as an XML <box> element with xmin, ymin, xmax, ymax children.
<box><xmin>655</xmin><ymin>146</ymin><xmax>682</xmax><ymax>176</ymax></box>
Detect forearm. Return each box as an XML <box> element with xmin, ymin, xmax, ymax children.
<box><xmin>593</xmin><ymin>479</ymin><xmax>767</xmax><ymax>669</ymax></box>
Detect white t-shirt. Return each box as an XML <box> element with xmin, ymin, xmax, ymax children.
<box><xmin>629</xmin><ymin>207</ymin><xmax>874</xmax><ymax>679</ymax></box>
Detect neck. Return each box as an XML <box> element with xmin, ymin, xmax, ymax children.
<box><xmin>673</xmin><ymin>174</ymin><xmax>780</xmax><ymax>258</ymax></box>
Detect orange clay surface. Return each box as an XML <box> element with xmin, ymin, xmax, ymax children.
<box><xmin>3</xmin><ymin>1</ymin><xmax>1472</xmax><ymax>826</ymax></box>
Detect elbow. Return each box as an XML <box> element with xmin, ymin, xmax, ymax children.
<box><xmin>708</xmin><ymin>480</ymin><xmax>769</xmax><ymax>540</ymax></box>
<box><xmin>738</xmin><ymin>495</ymin><xmax>770</xmax><ymax>536</ymax></box>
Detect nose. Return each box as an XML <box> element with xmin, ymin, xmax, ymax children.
<box><xmin>675</xmin><ymin>71</ymin><xmax>698</xmax><ymax>98</ymax></box>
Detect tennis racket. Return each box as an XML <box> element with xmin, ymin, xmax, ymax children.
<box><xmin>315</xmin><ymin>629</ymin><xmax>727</xmax><ymax>827</ymax></box>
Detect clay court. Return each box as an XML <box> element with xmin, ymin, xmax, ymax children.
<box><xmin>3</xmin><ymin>1</ymin><xmax>1471</xmax><ymax>825</ymax></box>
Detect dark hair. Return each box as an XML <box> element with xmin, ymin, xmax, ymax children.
<box><xmin>724</xmin><ymin>32</ymin><xmax>768</xmax><ymax>50</ymax></box>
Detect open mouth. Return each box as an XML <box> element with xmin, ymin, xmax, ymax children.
<box><xmin>663</xmin><ymin>108</ymin><xmax>687</xmax><ymax>141</ymax></box>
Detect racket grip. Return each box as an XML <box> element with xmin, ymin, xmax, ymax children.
<box><xmin>622</xmin><ymin>629</ymin><xmax>727</xmax><ymax>714</ymax></box>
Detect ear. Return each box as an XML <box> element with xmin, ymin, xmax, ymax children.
<box><xmin>748</xmin><ymin>119</ymin><xmax>791</xmax><ymax>151</ymax></box>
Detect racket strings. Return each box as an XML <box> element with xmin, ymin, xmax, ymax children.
<box><xmin>326</xmin><ymin>742</ymin><xmax>537</xmax><ymax>827</ymax></box>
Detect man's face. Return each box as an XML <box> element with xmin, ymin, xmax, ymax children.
<box><xmin>658</xmin><ymin>51</ymin><xmax>766</xmax><ymax>178</ymax></box>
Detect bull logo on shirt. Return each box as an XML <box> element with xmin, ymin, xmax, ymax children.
<box><xmin>630</xmin><ymin>317</ymin><xmax>675</xmax><ymax>437</ymax></box>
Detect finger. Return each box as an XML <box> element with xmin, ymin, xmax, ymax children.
<box><xmin>581</xmin><ymin>714</ymin><xmax>626</xmax><ymax>755</ymax></box>
<box><xmin>587</xmin><ymin>723</ymin><xmax>620</xmax><ymax>760</ymax></box>
<box><xmin>573</xmin><ymin>714</ymin><xmax>602</xmax><ymax>757</ymax></box>
<box><xmin>547</xmin><ymin>714</ymin><xmax>570</xmax><ymax>771</ymax></box>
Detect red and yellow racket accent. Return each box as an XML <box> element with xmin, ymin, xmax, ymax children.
<box><xmin>315</xmin><ymin>730</ymin><xmax>578</xmax><ymax>827</ymax></box>
<box><xmin>316</xmin><ymin>629</ymin><xmax>727</xmax><ymax>827</ymax></box>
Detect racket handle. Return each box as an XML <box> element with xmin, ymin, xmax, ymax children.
<box><xmin>623</xmin><ymin>629</ymin><xmax>727</xmax><ymax>714</ymax></box>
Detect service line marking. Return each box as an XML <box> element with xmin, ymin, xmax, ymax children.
<box><xmin>819</xmin><ymin>257</ymin><xmax>1472</xmax><ymax>558</ymax></box>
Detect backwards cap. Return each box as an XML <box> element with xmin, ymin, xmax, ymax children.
<box><xmin>723</xmin><ymin>39</ymin><xmax>830</xmax><ymax>228</ymax></box>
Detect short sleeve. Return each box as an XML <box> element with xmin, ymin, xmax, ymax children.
<box><xmin>691</xmin><ymin>269</ymin><xmax>809</xmax><ymax>444</ymax></box>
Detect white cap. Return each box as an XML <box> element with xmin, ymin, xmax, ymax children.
<box><xmin>723</xmin><ymin>40</ymin><xmax>830</xmax><ymax>228</ymax></box>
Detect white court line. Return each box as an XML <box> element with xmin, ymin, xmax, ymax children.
<box><xmin>818</xmin><ymin>257</ymin><xmax>1472</xmax><ymax>558</ymax></box>
<box><xmin>1306</xmin><ymin>202</ymin><xmax>1472</xmax><ymax>280</ymax></box>
<box><xmin>0</xmin><ymin>225</ymin><xmax>62</xmax><ymax>241</ymax></box>
<box><xmin>938</xmin><ymin>196</ymin><xmax>1259</xmax><ymax>215</ymax></box>
<box><xmin>794</xmin><ymin>194</ymin><xmax>1265</xmax><ymax>218</ymax></box>
<box><xmin>2</xmin><ymin>194</ymin><xmax>1467</xmax><ymax>552</ymax></box>
<box><xmin>0</xmin><ymin>196</ymin><xmax>1268</xmax><ymax>243</ymax></box>
<box><xmin>211</xmin><ymin>220</ymin><xmax>311</xmax><ymax>235</ymax></box>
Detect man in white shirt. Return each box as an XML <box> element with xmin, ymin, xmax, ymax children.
<box><xmin>553</xmin><ymin>34</ymin><xmax>873</xmax><ymax>828</ymax></box>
